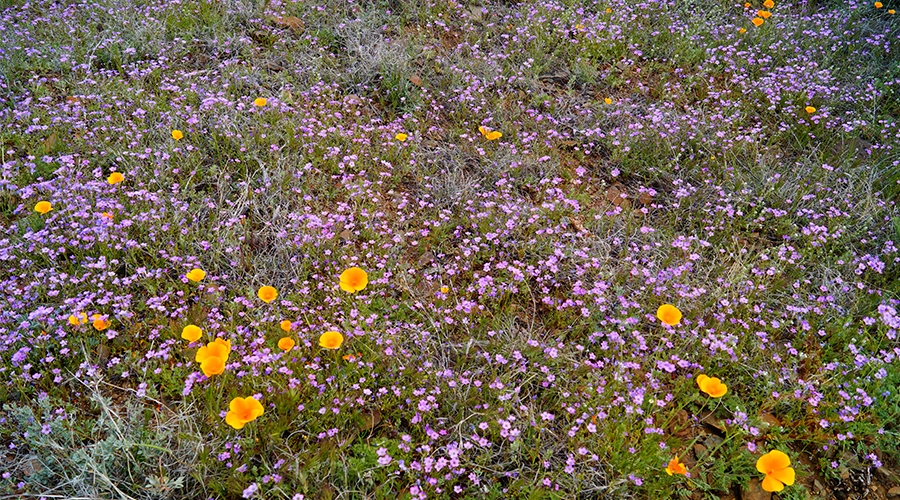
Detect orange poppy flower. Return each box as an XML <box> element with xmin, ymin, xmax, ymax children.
<box><xmin>257</xmin><ymin>286</ymin><xmax>278</xmax><ymax>303</ymax></box>
<box><xmin>395</xmin><ymin>133</ymin><xmax>408</xmax><ymax>141</ymax></box>
<box><xmin>874</xmin><ymin>1</ymin><xmax>882</xmax><ymax>7</ymax></box>
<box><xmin>756</xmin><ymin>450</ymin><xmax>795</xmax><ymax>492</ymax></box>
<box><xmin>696</xmin><ymin>374</ymin><xmax>728</xmax><ymax>397</ymax></box>
<box><xmin>196</xmin><ymin>338</ymin><xmax>231</xmax><ymax>364</ymax></box>
<box><xmin>68</xmin><ymin>312</ymin><xmax>88</xmax><ymax>326</ymax></box>
<box><xmin>280</xmin><ymin>320</ymin><xmax>292</xmax><ymax>332</ymax></box>
<box><xmin>757</xmin><ymin>10</ymin><xmax>771</xmax><ymax>17</ymax></box>
<box><xmin>805</xmin><ymin>106</ymin><xmax>816</xmax><ymax>113</ymax></box>
<box><xmin>319</xmin><ymin>331</ymin><xmax>344</xmax><ymax>350</ymax></box>
<box><xmin>107</xmin><ymin>172</ymin><xmax>124</xmax><ymax>185</ymax></box>
<box><xmin>763</xmin><ymin>0</ymin><xmax>774</xmax><ymax>6</ymax></box>
<box><xmin>604</xmin><ymin>98</ymin><xmax>613</xmax><ymax>104</ymax></box>
<box><xmin>225</xmin><ymin>396</ymin><xmax>264</xmax><ymax>429</ymax></box>
<box><xmin>744</xmin><ymin>2</ymin><xmax>750</xmax><ymax>6</ymax></box>
<box><xmin>277</xmin><ymin>337</ymin><xmax>295</xmax><ymax>351</ymax></box>
<box><xmin>478</xmin><ymin>126</ymin><xmax>502</xmax><ymax>141</ymax></box>
<box><xmin>666</xmin><ymin>456</ymin><xmax>687</xmax><ymax>475</ymax></box>
<box><xmin>92</xmin><ymin>314</ymin><xmax>110</xmax><ymax>331</ymax></box>
<box><xmin>656</xmin><ymin>304</ymin><xmax>682</xmax><ymax>326</ymax></box>
<box><xmin>739</xmin><ymin>27</ymin><xmax>747</xmax><ymax>32</ymax></box>
<box><xmin>254</xmin><ymin>98</ymin><xmax>267</xmax><ymax>106</ymax></box>
<box><xmin>172</xmin><ymin>130</ymin><xmax>183</xmax><ymax>140</ymax></box>
<box><xmin>196</xmin><ymin>338</ymin><xmax>230</xmax><ymax>377</ymax></box>
<box><xmin>752</xmin><ymin>17</ymin><xmax>764</xmax><ymax>25</ymax></box>
<box><xmin>181</xmin><ymin>325</ymin><xmax>202</xmax><ymax>343</ymax></box>
<box><xmin>34</xmin><ymin>201</ymin><xmax>52</xmax><ymax>214</ymax></box>
<box><xmin>339</xmin><ymin>267</ymin><xmax>368</xmax><ymax>293</ymax></box>
<box><xmin>186</xmin><ymin>268</ymin><xmax>206</xmax><ymax>282</ymax></box>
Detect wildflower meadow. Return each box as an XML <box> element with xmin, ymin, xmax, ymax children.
<box><xmin>1</xmin><ymin>0</ymin><xmax>899</xmax><ymax>497</ymax></box>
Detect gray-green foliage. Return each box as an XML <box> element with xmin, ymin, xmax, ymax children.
<box><xmin>1</xmin><ymin>386</ymin><xmax>203</xmax><ymax>499</ymax></box>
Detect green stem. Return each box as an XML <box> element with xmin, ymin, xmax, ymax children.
<box><xmin>133</xmin><ymin>443</ymin><xmax>173</xmax><ymax>454</ymax></box>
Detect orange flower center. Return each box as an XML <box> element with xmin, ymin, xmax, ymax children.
<box><xmin>201</xmin><ymin>356</ymin><xmax>225</xmax><ymax>375</ymax></box>
<box><xmin>233</xmin><ymin>401</ymin><xmax>254</xmax><ymax>420</ymax></box>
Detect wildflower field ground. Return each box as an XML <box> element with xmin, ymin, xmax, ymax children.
<box><xmin>1</xmin><ymin>0</ymin><xmax>899</xmax><ymax>497</ymax></box>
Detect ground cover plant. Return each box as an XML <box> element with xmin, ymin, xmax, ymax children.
<box><xmin>0</xmin><ymin>0</ymin><xmax>899</xmax><ymax>497</ymax></box>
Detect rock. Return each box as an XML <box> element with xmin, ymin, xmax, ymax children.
<box><xmin>877</xmin><ymin>467</ymin><xmax>899</xmax><ymax>484</ymax></box>
<box><xmin>604</xmin><ymin>186</ymin><xmax>620</xmax><ymax>204</ymax></box>
<box><xmin>742</xmin><ymin>478</ymin><xmax>771</xmax><ymax>500</ymax></box>
<box><xmin>271</xmin><ymin>15</ymin><xmax>302</xmax><ymax>33</ymax></box>
<box><xmin>417</xmin><ymin>250</ymin><xmax>435</xmax><ymax>266</ymax></box>
<box><xmin>700</xmin><ymin>413</ymin><xmax>726</xmax><ymax>433</ymax></box>
<box><xmin>840</xmin><ymin>451</ymin><xmax>860</xmax><ymax>468</ymax></box>
<box><xmin>813</xmin><ymin>479</ymin><xmax>825</xmax><ymax>492</ymax></box>
<box><xmin>693</xmin><ymin>444</ymin><xmax>707</xmax><ymax>457</ymax></box>
<box><xmin>705</xmin><ymin>435</ymin><xmax>724</xmax><ymax>450</ymax></box>
<box><xmin>887</xmin><ymin>486</ymin><xmax>900</xmax><ymax>498</ymax></box>
<box><xmin>23</xmin><ymin>455</ymin><xmax>42</xmax><ymax>477</ymax></box>
<box><xmin>759</xmin><ymin>413</ymin><xmax>780</xmax><ymax>428</ymax></box>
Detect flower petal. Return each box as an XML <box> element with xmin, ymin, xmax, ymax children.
<box><xmin>201</xmin><ymin>356</ymin><xmax>225</xmax><ymax>377</ymax></box>
<box><xmin>699</xmin><ymin>377</ymin><xmax>718</xmax><ymax>392</ymax></box>
<box><xmin>230</xmin><ymin>397</ymin><xmax>247</xmax><ymax>413</ymax></box>
<box><xmin>225</xmin><ymin>411</ymin><xmax>246</xmax><ymax>429</ymax></box>
<box><xmin>759</xmin><ymin>450</ymin><xmax>791</xmax><ymax>472</ymax></box>
<box><xmin>771</xmin><ymin>466</ymin><xmax>795</xmax><ymax>486</ymax></box>
<box><xmin>761</xmin><ymin>474</ymin><xmax>784</xmax><ymax>492</ymax></box>
<box><xmin>248</xmin><ymin>399</ymin><xmax>264</xmax><ymax>419</ymax></box>
<box><xmin>707</xmin><ymin>382</ymin><xmax>727</xmax><ymax>397</ymax></box>
<box><xmin>208</xmin><ymin>343</ymin><xmax>229</xmax><ymax>359</ymax></box>
<box><xmin>700</xmin><ymin>378</ymin><xmax>727</xmax><ymax>397</ymax></box>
